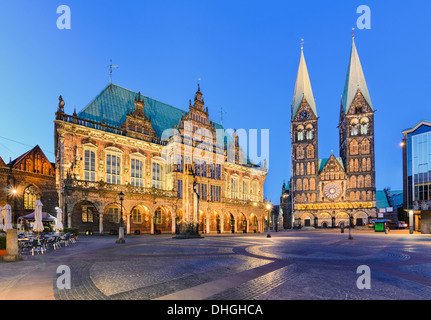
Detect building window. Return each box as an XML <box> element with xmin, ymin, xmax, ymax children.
<box><xmin>198</xmin><ymin>183</ymin><xmax>207</xmax><ymax>201</ymax></box>
<box><xmin>306</xmin><ymin>144</ymin><xmax>314</xmax><ymax>159</ymax></box>
<box><xmin>350</xmin><ymin>140</ymin><xmax>359</xmax><ymax>155</ymax></box>
<box><xmin>351</xmin><ymin>118</ymin><xmax>359</xmax><ymax>136</ymax></box>
<box><xmin>211</xmin><ymin>185</ymin><xmax>221</xmax><ymax>202</ymax></box>
<box><xmin>81</xmin><ymin>205</ymin><xmax>94</xmax><ymax>223</ymax></box>
<box><xmin>194</xmin><ymin>159</ymin><xmax>201</xmax><ymax>176</ymax></box>
<box><xmin>24</xmin><ymin>185</ymin><xmax>40</xmax><ymax>210</ymax></box>
<box><xmin>296</xmin><ymin>145</ymin><xmax>305</xmax><ymax>159</ymax></box>
<box><xmin>84</xmin><ymin>149</ymin><xmax>96</xmax><ymax>181</ymax></box>
<box><xmin>361</xmin><ymin>139</ymin><xmax>370</xmax><ymax>154</ymax></box>
<box><xmin>154</xmin><ymin>208</ymin><xmax>162</xmax><ymax>224</ymax></box>
<box><xmin>131</xmin><ymin>158</ymin><xmax>144</xmax><ymax>187</ymax></box>
<box><xmin>201</xmin><ymin>161</ymin><xmax>207</xmax><ymax>177</ymax></box>
<box><xmin>242</xmin><ymin>179</ymin><xmax>250</xmax><ymax>201</ymax></box>
<box><xmin>106</xmin><ymin>154</ymin><xmax>121</xmax><ymax>185</ymax></box>
<box><xmin>231</xmin><ymin>177</ymin><xmax>239</xmax><ymax>199</ymax></box>
<box><xmin>152</xmin><ymin>162</ymin><xmax>163</xmax><ymax>189</ymax></box>
<box><xmin>215</xmin><ymin>164</ymin><xmax>222</xmax><ymax>180</ymax></box>
<box><xmin>176</xmin><ymin>155</ymin><xmax>184</xmax><ymax>173</ymax></box>
<box><xmin>305</xmin><ymin>124</ymin><xmax>313</xmax><ymax>140</ymax></box>
<box><xmin>108</xmin><ymin>207</ymin><xmax>119</xmax><ymax>223</ymax></box>
<box><xmin>296</xmin><ymin>125</ymin><xmax>304</xmax><ymax>141</ymax></box>
<box><xmin>251</xmin><ymin>181</ymin><xmax>259</xmax><ymax>201</ymax></box>
<box><xmin>132</xmin><ymin>208</ymin><xmax>142</xmax><ymax>224</ymax></box>
<box><xmin>177</xmin><ymin>180</ymin><xmax>183</xmax><ymax>198</ymax></box>
<box><xmin>360</xmin><ymin>118</ymin><xmax>369</xmax><ymax>135</ymax></box>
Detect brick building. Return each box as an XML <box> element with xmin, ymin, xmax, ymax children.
<box><xmin>54</xmin><ymin>83</ymin><xmax>268</xmax><ymax>235</ymax></box>
<box><xmin>0</xmin><ymin>145</ymin><xmax>58</xmax><ymax>225</ymax></box>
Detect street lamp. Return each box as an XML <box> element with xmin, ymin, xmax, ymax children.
<box><xmin>409</xmin><ymin>210</ymin><xmax>414</xmax><ymax>234</ymax></box>
<box><xmin>266</xmin><ymin>202</ymin><xmax>272</xmax><ymax>238</ymax></box>
<box><xmin>116</xmin><ymin>191</ymin><xmax>125</xmax><ymax>243</ymax></box>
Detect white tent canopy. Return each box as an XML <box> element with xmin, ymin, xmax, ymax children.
<box><xmin>55</xmin><ymin>208</ymin><xmax>63</xmax><ymax>231</ymax></box>
<box><xmin>0</xmin><ymin>206</ymin><xmax>3</xmax><ymax>231</ymax></box>
<box><xmin>33</xmin><ymin>200</ymin><xmax>45</xmax><ymax>233</ymax></box>
<box><xmin>3</xmin><ymin>204</ymin><xmax>13</xmax><ymax>231</ymax></box>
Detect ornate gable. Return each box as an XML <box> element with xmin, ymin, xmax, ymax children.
<box><xmin>0</xmin><ymin>155</ymin><xmax>5</xmax><ymax>167</ymax></box>
<box><xmin>292</xmin><ymin>98</ymin><xmax>318</xmax><ymax>122</ymax></box>
<box><xmin>319</xmin><ymin>154</ymin><xmax>345</xmax><ymax>176</ymax></box>
<box><xmin>120</xmin><ymin>92</ymin><xmax>158</xmax><ymax>140</ymax></box>
<box><xmin>10</xmin><ymin>145</ymin><xmax>55</xmax><ymax>176</ymax></box>
<box><xmin>346</xmin><ymin>89</ymin><xmax>373</xmax><ymax>115</ymax></box>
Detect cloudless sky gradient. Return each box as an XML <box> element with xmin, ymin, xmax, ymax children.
<box><xmin>0</xmin><ymin>0</ymin><xmax>429</xmax><ymax>204</ymax></box>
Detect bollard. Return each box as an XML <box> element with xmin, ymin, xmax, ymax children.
<box><xmin>348</xmin><ymin>228</ymin><xmax>353</xmax><ymax>240</ymax></box>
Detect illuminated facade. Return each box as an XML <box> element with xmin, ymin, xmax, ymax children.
<box><xmin>290</xmin><ymin>38</ymin><xmax>377</xmax><ymax>228</ymax></box>
<box><xmin>54</xmin><ymin>83</ymin><xmax>268</xmax><ymax>234</ymax></box>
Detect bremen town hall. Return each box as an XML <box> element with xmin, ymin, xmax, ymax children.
<box><xmin>290</xmin><ymin>37</ymin><xmax>377</xmax><ymax>228</ymax></box>
<box><xmin>54</xmin><ymin>82</ymin><xmax>268</xmax><ymax>235</ymax></box>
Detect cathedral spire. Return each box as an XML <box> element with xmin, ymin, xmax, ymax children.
<box><xmin>341</xmin><ymin>37</ymin><xmax>373</xmax><ymax>113</ymax></box>
<box><xmin>292</xmin><ymin>41</ymin><xmax>317</xmax><ymax>120</ymax></box>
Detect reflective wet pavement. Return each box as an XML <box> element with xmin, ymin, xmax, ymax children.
<box><xmin>1</xmin><ymin>229</ymin><xmax>431</xmax><ymax>300</ymax></box>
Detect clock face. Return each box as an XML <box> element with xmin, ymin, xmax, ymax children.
<box><xmin>300</xmin><ymin>111</ymin><xmax>309</xmax><ymax>120</ymax></box>
<box><xmin>325</xmin><ymin>184</ymin><xmax>340</xmax><ymax>200</ymax></box>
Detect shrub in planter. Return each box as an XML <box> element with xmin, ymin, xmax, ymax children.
<box><xmin>63</xmin><ymin>227</ymin><xmax>79</xmax><ymax>237</ymax></box>
<box><xmin>0</xmin><ymin>235</ymin><xmax>6</xmax><ymax>250</ymax></box>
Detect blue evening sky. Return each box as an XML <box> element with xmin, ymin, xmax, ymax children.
<box><xmin>0</xmin><ymin>1</ymin><xmax>429</xmax><ymax>204</ymax></box>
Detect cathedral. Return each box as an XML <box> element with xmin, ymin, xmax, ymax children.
<box><xmin>289</xmin><ymin>37</ymin><xmax>377</xmax><ymax>228</ymax></box>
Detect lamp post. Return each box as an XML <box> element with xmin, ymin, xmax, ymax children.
<box><xmin>266</xmin><ymin>202</ymin><xmax>272</xmax><ymax>238</ymax></box>
<box><xmin>409</xmin><ymin>210</ymin><xmax>414</xmax><ymax>234</ymax></box>
<box><xmin>116</xmin><ymin>191</ymin><xmax>125</xmax><ymax>243</ymax></box>
<box><xmin>348</xmin><ymin>211</ymin><xmax>353</xmax><ymax>240</ymax></box>
<box><xmin>193</xmin><ymin>180</ymin><xmax>200</xmax><ymax>235</ymax></box>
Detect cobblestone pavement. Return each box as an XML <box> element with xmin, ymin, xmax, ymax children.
<box><xmin>2</xmin><ymin>229</ymin><xmax>431</xmax><ymax>300</ymax></box>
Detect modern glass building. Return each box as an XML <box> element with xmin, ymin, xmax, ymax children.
<box><xmin>402</xmin><ymin>120</ymin><xmax>431</xmax><ymax>233</ymax></box>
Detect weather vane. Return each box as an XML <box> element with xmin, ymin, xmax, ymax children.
<box><xmin>220</xmin><ymin>107</ymin><xmax>227</xmax><ymax>125</ymax></box>
<box><xmin>300</xmin><ymin>38</ymin><xmax>304</xmax><ymax>51</ymax></box>
<box><xmin>107</xmin><ymin>59</ymin><xmax>118</xmax><ymax>83</ymax></box>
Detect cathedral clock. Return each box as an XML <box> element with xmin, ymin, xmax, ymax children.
<box><xmin>300</xmin><ymin>111</ymin><xmax>309</xmax><ymax>120</ymax></box>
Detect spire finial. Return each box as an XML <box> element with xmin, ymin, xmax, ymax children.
<box><xmin>300</xmin><ymin>38</ymin><xmax>304</xmax><ymax>51</ymax></box>
<box><xmin>106</xmin><ymin>59</ymin><xmax>118</xmax><ymax>83</ymax></box>
<box><xmin>352</xmin><ymin>27</ymin><xmax>355</xmax><ymax>40</ymax></box>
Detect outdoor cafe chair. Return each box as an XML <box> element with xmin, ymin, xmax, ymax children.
<box><xmin>30</xmin><ymin>239</ymin><xmax>46</xmax><ymax>256</ymax></box>
<box><xmin>19</xmin><ymin>240</ymin><xmax>34</xmax><ymax>255</ymax></box>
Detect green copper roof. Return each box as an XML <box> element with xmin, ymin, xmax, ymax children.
<box><xmin>341</xmin><ymin>39</ymin><xmax>373</xmax><ymax>113</ymax></box>
<box><xmin>376</xmin><ymin>190</ymin><xmax>390</xmax><ymax>209</ymax></box>
<box><xmin>291</xmin><ymin>49</ymin><xmax>317</xmax><ymax>120</ymax></box>
<box><xmin>77</xmin><ymin>83</ymin><xmax>235</xmax><ymax>153</ymax></box>
<box><xmin>78</xmin><ymin>83</ymin><xmax>226</xmax><ymax>138</ymax></box>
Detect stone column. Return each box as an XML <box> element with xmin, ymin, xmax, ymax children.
<box><xmin>233</xmin><ymin>218</ymin><xmax>237</xmax><ymax>233</ymax></box>
<box><xmin>171</xmin><ymin>215</ymin><xmax>176</xmax><ymax>234</ymax></box>
<box><xmin>67</xmin><ymin>212</ymin><xmax>72</xmax><ymax>228</ymax></box>
<box><xmin>206</xmin><ymin>216</ymin><xmax>210</xmax><ymax>234</ymax></box>
<box><xmin>99</xmin><ymin>214</ymin><xmax>104</xmax><ymax>235</ymax></box>
<box><xmin>150</xmin><ymin>213</ymin><xmax>154</xmax><ymax>234</ymax></box>
<box><xmin>220</xmin><ymin>216</ymin><xmax>224</xmax><ymax>233</ymax></box>
<box><xmin>4</xmin><ymin>229</ymin><xmax>21</xmax><ymax>262</ymax></box>
<box><xmin>126</xmin><ymin>214</ymin><xmax>131</xmax><ymax>235</ymax></box>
